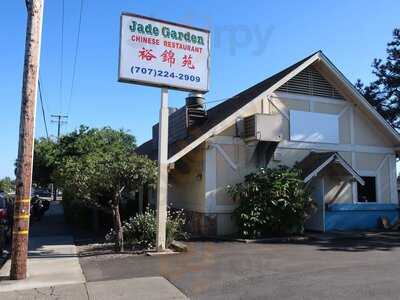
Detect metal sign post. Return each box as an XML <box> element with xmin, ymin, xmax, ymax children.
<box><xmin>156</xmin><ymin>88</ymin><xmax>169</xmax><ymax>251</ymax></box>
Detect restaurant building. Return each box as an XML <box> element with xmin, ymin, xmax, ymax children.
<box><xmin>137</xmin><ymin>51</ymin><xmax>400</xmax><ymax>235</ymax></box>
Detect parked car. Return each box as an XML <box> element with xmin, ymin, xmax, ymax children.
<box><xmin>0</xmin><ymin>193</ymin><xmax>10</xmax><ymax>255</ymax></box>
<box><xmin>33</xmin><ymin>188</ymin><xmax>51</xmax><ymax>198</ymax></box>
<box><xmin>0</xmin><ymin>194</ymin><xmax>9</xmax><ymax>224</ymax></box>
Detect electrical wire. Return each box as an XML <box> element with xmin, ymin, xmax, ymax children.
<box><xmin>204</xmin><ymin>98</ymin><xmax>229</xmax><ymax>105</ymax></box>
<box><xmin>185</xmin><ymin>97</ymin><xmax>229</xmax><ymax>108</ymax></box>
<box><xmin>66</xmin><ymin>0</ymin><xmax>84</xmax><ymax>116</ymax></box>
<box><xmin>59</xmin><ymin>0</ymin><xmax>65</xmax><ymax>114</ymax></box>
<box><xmin>38</xmin><ymin>81</ymin><xmax>49</xmax><ymax>138</ymax></box>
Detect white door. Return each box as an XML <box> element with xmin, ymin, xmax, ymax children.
<box><xmin>305</xmin><ymin>177</ymin><xmax>325</xmax><ymax>232</ymax></box>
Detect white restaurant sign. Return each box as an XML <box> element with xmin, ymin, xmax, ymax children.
<box><xmin>119</xmin><ymin>13</ymin><xmax>210</xmax><ymax>92</ymax></box>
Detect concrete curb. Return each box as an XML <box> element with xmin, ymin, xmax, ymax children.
<box><xmin>189</xmin><ymin>230</ymin><xmax>400</xmax><ymax>244</ymax></box>
<box><xmin>146</xmin><ymin>249</ymin><xmax>179</xmax><ymax>256</ymax></box>
<box><xmin>170</xmin><ymin>240</ymin><xmax>188</xmax><ymax>252</ymax></box>
<box><xmin>219</xmin><ymin>236</ymin><xmax>310</xmax><ymax>244</ymax></box>
<box><xmin>189</xmin><ymin>235</ymin><xmax>310</xmax><ymax>244</ymax></box>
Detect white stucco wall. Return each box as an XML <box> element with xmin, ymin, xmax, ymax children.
<box><xmin>203</xmin><ymin>90</ymin><xmax>398</xmax><ymax>223</ymax></box>
<box><xmin>168</xmin><ymin>146</ymin><xmax>206</xmax><ymax>212</ymax></box>
<box><xmin>166</xmin><ymin>62</ymin><xmax>399</xmax><ymax>235</ymax></box>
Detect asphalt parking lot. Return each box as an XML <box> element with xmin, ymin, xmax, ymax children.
<box><xmin>79</xmin><ymin>233</ymin><xmax>400</xmax><ymax>300</ymax></box>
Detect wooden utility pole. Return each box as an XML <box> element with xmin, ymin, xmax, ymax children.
<box><xmin>10</xmin><ymin>0</ymin><xmax>44</xmax><ymax>280</ymax></box>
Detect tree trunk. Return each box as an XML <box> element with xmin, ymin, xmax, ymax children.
<box><xmin>112</xmin><ymin>199</ymin><xmax>124</xmax><ymax>252</ymax></box>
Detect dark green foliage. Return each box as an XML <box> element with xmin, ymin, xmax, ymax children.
<box><xmin>226</xmin><ymin>166</ymin><xmax>314</xmax><ymax>238</ymax></box>
<box><xmin>32</xmin><ymin>137</ymin><xmax>58</xmax><ymax>187</ymax></box>
<box><xmin>32</xmin><ymin>126</ymin><xmax>157</xmax><ymax>251</ymax></box>
<box><xmin>56</xmin><ymin>126</ymin><xmax>156</xmax><ymax>213</ymax></box>
<box><xmin>54</xmin><ymin>125</ymin><xmax>157</xmax><ymax>251</ymax></box>
<box><xmin>356</xmin><ymin>28</ymin><xmax>400</xmax><ymax>129</ymax></box>
<box><xmin>62</xmin><ymin>190</ymin><xmax>94</xmax><ymax>230</ymax></box>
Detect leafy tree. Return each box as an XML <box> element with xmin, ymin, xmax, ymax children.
<box><xmin>56</xmin><ymin>126</ymin><xmax>157</xmax><ymax>251</ymax></box>
<box><xmin>32</xmin><ymin>138</ymin><xmax>58</xmax><ymax>188</ymax></box>
<box><xmin>356</xmin><ymin>28</ymin><xmax>400</xmax><ymax>129</ymax></box>
<box><xmin>227</xmin><ymin>166</ymin><xmax>314</xmax><ymax>238</ymax></box>
<box><xmin>0</xmin><ymin>177</ymin><xmax>15</xmax><ymax>193</ymax></box>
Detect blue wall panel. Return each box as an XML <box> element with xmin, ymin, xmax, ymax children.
<box><xmin>325</xmin><ymin>204</ymin><xmax>399</xmax><ymax>231</ymax></box>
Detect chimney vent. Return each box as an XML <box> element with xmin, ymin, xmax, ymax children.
<box><xmin>185</xmin><ymin>92</ymin><xmax>207</xmax><ymax>128</ymax></box>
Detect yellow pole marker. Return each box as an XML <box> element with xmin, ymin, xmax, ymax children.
<box><xmin>14</xmin><ymin>214</ymin><xmax>30</xmax><ymax>220</ymax></box>
<box><xmin>16</xmin><ymin>198</ymin><xmax>31</xmax><ymax>204</ymax></box>
<box><xmin>13</xmin><ymin>230</ymin><xmax>29</xmax><ymax>235</ymax></box>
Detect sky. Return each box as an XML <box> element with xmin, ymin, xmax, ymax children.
<box><xmin>1</xmin><ymin>0</ymin><xmax>399</xmax><ymax>178</ymax></box>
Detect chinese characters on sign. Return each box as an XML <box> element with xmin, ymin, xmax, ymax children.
<box><xmin>138</xmin><ymin>48</ymin><xmax>156</xmax><ymax>61</ymax></box>
<box><xmin>182</xmin><ymin>54</ymin><xmax>195</xmax><ymax>69</ymax></box>
<box><xmin>160</xmin><ymin>50</ymin><xmax>176</xmax><ymax>67</ymax></box>
<box><xmin>119</xmin><ymin>13</ymin><xmax>210</xmax><ymax>92</ymax></box>
<box><xmin>138</xmin><ymin>48</ymin><xmax>195</xmax><ymax>70</ymax></box>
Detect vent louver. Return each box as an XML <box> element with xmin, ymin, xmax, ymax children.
<box><xmin>278</xmin><ymin>66</ymin><xmax>344</xmax><ymax>99</ymax></box>
<box><xmin>244</xmin><ymin>115</ymin><xmax>256</xmax><ymax>139</ymax></box>
<box><xmin>151</xmin><ymin>93</ymin><xmax>207</xmax><ymax>148</ymax></box>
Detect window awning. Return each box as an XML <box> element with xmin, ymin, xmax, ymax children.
<box><xmin>296</xmin><ymin>152</ymin><xmax>365</xmax><ymax>185</ymax></box>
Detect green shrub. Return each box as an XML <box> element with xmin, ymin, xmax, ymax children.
<box><xmin>226</xmin><ymin>166</ymin><xmax>315</xmax><ymax>238</ymax></box>
<box><xmin>105</xmin><ymin>207</ymin><xmax>188</xmax><ymax>249</ymax></box>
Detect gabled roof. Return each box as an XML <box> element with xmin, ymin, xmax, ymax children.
<box><xmin>137</xmin><ymin>51</ymin><xmax>400</xmax><ymax>163</ymax></box>
<box><xmin>137</xmin><ymin>51</ymin><xmax>319</xmax><ymax>160</ymax></box>
<box><xmin>296</xmin><ymin>152</ymin><xmax>364</xmax><ymax>185</ymax></box>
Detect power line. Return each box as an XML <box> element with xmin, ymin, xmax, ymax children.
<box><xmin>67</xmin><ymin>0</ymin><xmax>84</xmax><ymax>116</ymax></box>
<box><xmin>203</xmin><ymin>98</ymin><xmax>229</xmax><ymax>105</ymax></box>
<box><xmin>59</xmin><ymin>0</ymin><xmax>65</xmax><ymax>114</ymax></box>
<box><xmin>40</xmin><ymin>77</ymin><xmax>51</xmax><ymax>114</ymax></box>
<box><xmin>185</xmin><ymin>97</ymin><xmax>229</xmax><ymax>108</ymax></box>
<box><xmin>38</xmin><ymin>81</ymin><xmax>49</xmax><ymax>138</ymax></box>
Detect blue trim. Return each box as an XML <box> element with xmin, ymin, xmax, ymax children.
<box><xmin>328</xmin><ymin>203</ymin><xmax>398</xmax><ymax>212</ymax></box>
<box><xmin>325</xmin><ymin>203</ymin><xmax>399</xmax><ymax>231</ymax></box>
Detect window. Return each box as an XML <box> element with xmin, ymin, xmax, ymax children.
<box><xmin>357</xmin><ymin>176</ymin><xmax>376</xmax><ymax>203</ymax></box>
<box><xmin>290</xmin><ymin>110</ymin><xmax>339</xmax><ymax>144</ymax></box>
